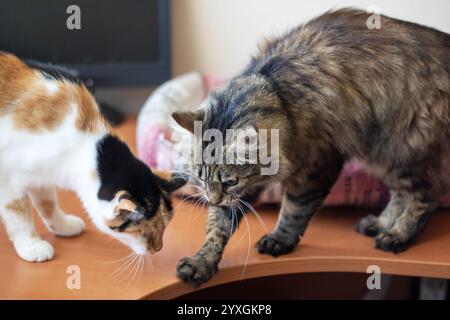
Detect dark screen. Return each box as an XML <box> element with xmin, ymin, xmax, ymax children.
<box><xmin>0</xmin><ymin>0</ymin><xmax>160</xmax><ymax>64</ymax></box>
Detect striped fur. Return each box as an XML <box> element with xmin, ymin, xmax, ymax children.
<box><xmin>173</xmin><ymin>8</ymin><xmax>450</xmax><ymax>286</ymax></box>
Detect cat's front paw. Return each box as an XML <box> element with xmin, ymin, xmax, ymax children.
<box><xmin>356</xmin><ymin>214</ymin><xmax>380</xmax><ymax>237</ymax></box>
<box><xmin>375</xmin><ymin>231</ymin><xmax>411</xmax><ymax>253</ymax></box>
<box><xmin>51</xmin><ymin>214</ymin><xmax>85</xmax><ymax>237</ymax></box>
<box><xmin>16</xmin><ymin>240</ymin><xmax>55</xmax><ymax>262</ymax></box>
<box><xmin>257</xmin><ymin>234</ymin><xmax>299</xmax><ymax>257</ymax></box>
<box><xmin>176</xmin><ymin>256</ymin><xmax>218</xmax><ymax>288</ymax></box>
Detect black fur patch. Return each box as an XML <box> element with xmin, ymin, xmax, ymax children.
<box><xmin>25</xmin><ymin>59</ymin><xmax>81</xmax><ymax>85</ymax></box>
<box><xmin>96</xmin><ymin>134</ymin><xmax>162</xmax><ymax>218</ymax></box>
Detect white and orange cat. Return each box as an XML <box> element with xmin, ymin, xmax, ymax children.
<box><xmin>0</xmin><ymin>52</ymin><xmax>185</xmax><ymax>262</ymax></box>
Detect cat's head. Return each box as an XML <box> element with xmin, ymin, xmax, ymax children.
<box><xmin>95</xmin><ymin>135</ymin><xmax>186</xmax><ymax>254</ymax></box>
<box><xmin>171</xmin><ymin>75</ymin><xmax>291</xmax><ymax>207</ymax></box>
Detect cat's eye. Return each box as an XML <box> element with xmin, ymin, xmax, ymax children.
<box><xmin>220</xmin><ymin>171</ymin><xmax>238</xmax><ymax>187</ymax></box>
<box><xmin>222</xmin><ymin>177</ymin><xmax>238</xmax><ymax>187</ymax></box>
<box><xmin>110</xmin><ymin>220</ymin><xmax>131</xmax><ymax>232</ymax></box>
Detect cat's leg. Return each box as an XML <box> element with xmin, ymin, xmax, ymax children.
<box><xmin>177</xmin><ymin>188</ymin><xmax>262</xmax><ymax>287</ymax></box>
<box><xmin>373</xmin><ymin>169</ymin><xmax>438</xmax><ymax>253</ymax></box>
<box><xmin>28</xmin><ymin>188</ymin><xmax>85</xmax><ymax>237</ymax></box>
<box><xmin>356</xmin><ymin>189</ymin><xmax>407</xmax><ymax>237</ymax></box>
<box><xmin>176</xmin><ymin>205</ymin><xmax>238</xmax><ymax>288</ymax></box>
<box><xmin>257</xmin><ymin>185</ymin><xmax>329</xmax><ymax>256</ymax></box>
<box><xmin>0</xmin><ymin>193</ymin><xmax>54</xmax><ymax>262</ymax></box>
<box><xmin>258</xmin><ymin>163</ymin><xmax>342</xmax><ymax>257</ymax></box>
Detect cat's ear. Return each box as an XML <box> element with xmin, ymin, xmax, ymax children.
<box><xmin>155</xmin><ymin>172</ymin><xmax>188</xmax><ymax>193</ymax></box>
<box><xmin>114</xmin><ymin>191</ymin><xmax>145</xmax><ymax>218</ymax></box>
<box><xmin>98</xmin><ymin>185</ymin><xmax>145</xmax><ymax>215</ymax></box>
<box><xmin>171</xmin><ymin>110</ymin><xmax>204</xmax><ymax>134</ymax></box>
<box><xmin>106</xmin><ymin>191</ymin><xmax>146</xmax><ymax>231</ymax></box>
<box><xmin>165</xmin><ymin>176</ymin><xmax>188</xmax><ymax>193</ymax></box>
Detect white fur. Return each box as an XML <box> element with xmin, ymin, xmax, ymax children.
<box><xmin>0</xmin><ymin>78</ymin><xmax>147</xmax><ymax>262</ymax></box>
<box><xmin>40</xmin><ymin>73</ymin><xmax>59</xmax><ymax>95</ymax></box>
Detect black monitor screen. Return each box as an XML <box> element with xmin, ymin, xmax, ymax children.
<box><xmin>0</xmin><ymin>0</ymin><xmax>170</xmax><ymax>86</ymax></box>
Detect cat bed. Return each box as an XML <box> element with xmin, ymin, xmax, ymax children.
<box><xmin>137</xmin><ymin>73</ymin><xmax>450</xmax><ymax>207</ymax></box>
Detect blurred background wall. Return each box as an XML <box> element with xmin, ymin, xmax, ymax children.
<box><xmin>100</xmin><ymin>0</ymin><xmax>450</xmax><ymax>113</ymax></box>
<box><xmin>172</xmin><ymin>0</ymin><xmax>450</xmax><ymax>78</ymax></box>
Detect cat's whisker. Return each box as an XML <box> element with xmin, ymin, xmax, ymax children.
<box><xmin>102</xmin><ymin>252</ymin><xmax>135</xmax><ymax>264</ymax></box>
<box><xmin>174</xmin><ymin>193</ymin><xmax>205</xmax><ymax>210</ymax></box>
<box><xmin>124</xmin><ymin>256</ymin><xmax>140</xmax><ymax>287</ymax></box>
<box><xmin>190</xmin><ymin>196</ymin><xmax>203</xmax><ymax>213</ymax></box>
<box><xmin>109</xmin><ymin>253</ymin><xmax>138</xmax><ymax>281</ymax></box>
<box><xmin>184</xmin><ymin>191</ymin><xmax>206</xmax><ymax>200</ymax></box>
<box><xmin>145</xmin><ymin>253</ymin><xmax>154</xmax><ymax>272</ymax></box>
<box><xmin>237</xmin><ymin>204</ymin><xmax>251</xmax><ymax>281</ymax></box>
<box><xmin>174</xmin><ymin>192</ymin><xmax>205</xmax><ymax>210</ymax></box>
<box><xmin>138</xmin><ymin>254</ymin><xmax>146</xmax><ymax>278</ymax></box>
<box><xmin>179</xmin><ymin>189</ymin><xmax>205</xmax><ymax>199</ymax></box>
<box><xmin>230</xmin><ymin>228</ymin><xmax>248</xmax><ymax>251</ymax></box>
<box><xmin>189</xmin><ymin>185</ymin><xmax>209</xmax><ymax>200</ymax></box>
<box><xmin>108</xmin><ymin>253</ymin><xmax>136</xmax><ymax>279</ymax></box>
<box><xmin>192</xmin><ymin>197</ymin><xmax>208</xmax><ymax>222</ymax></box>
<box><xmin>115</xmin><ymin>254</ymin><xmax>140</xmax><ymax>280</ymax></box>
<box><xmin>239</xmin><ymin>199</ymin><xmax>270</xmax><ymax>236</ymax></box>
<box><xmin>136</xmin><ymin>254</ymin><xmax>145</xmax><ymax>279</ymax></box>
<box><xmin>228</xmin><ymin>207</ymin><xmax>236</xmax><ymax>241</ymax></box>
<box><xmin>190</xmin><ymin>194</ymin><xmax>208</xmax><ymax>219</ymax></box>
<box><xmin>126</xmin><ymin>254</ymin><xmax>145</xmax><ymax>286</ymax></box>
<box><xmin>191</xmin><ymin>197</ymin><xmax>203</xmax><ymax>211</ymax></box>
<box><xmin>228</xmin><ymin>206</ymin><xmax>236</xmax><ymax>241</ymax></box>
<box><xmin>192</xmin><ymin>199</ymin><xmax>205</xmax><ymax>221</ymax></box>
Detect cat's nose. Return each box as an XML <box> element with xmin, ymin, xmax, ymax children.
<box><xmin>149</xmin><ymin>235</ymin><xmax>163</xmax><ymax>253</ymax></box>
<box><xmin>208</xmin><ymin>193</ymin><xmax>222</xmax><ymax>205</ymax></box>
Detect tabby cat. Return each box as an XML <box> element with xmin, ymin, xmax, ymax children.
<box><xmin>172</xmin><ymin>9</ymin><xmax>450</xmax><ymax>287</ymax></box>
<box><xmin>0</xmin><ymin>52</ymin><xmax>185</xmax><ymax>262</ymax></box>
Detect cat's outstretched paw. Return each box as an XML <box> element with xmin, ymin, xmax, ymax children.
<box><xmin>375</xmin><ymin>231</ymin><xmax>411</xmax><ymax>253</ymax></box>
<box><xmin>50</xmin><ymin>214</ymin><xmax>85</xmax><ymax>237</ymax></box>
<box><xmin>356</xmin><ymin>214</ymin><xmax>380</xmax><ymax>237</ymax></box>
<box><xmin>16</xmin><ymin>239</ymin><xmax>54</xmax><ymax>262</ymax></box>
<box><xmin>257</xmin><ymin>234</ymin><xmax>299</xmax><ymax>257</ymax></box>
<box><xmin>176</xmin><ymin>256</ymin><xmax>218</xmax><ymax>288</ymax></box>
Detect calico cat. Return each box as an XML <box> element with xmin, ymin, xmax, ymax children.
<box><xmin>0</xmin><ymin>52</ymin><xmax>185</xmax><ymax>262</ymax></box>
<box><xmin>172</xmin><ymin>8</ymin><xmax>450</xmax><ymax>287</ymax></box>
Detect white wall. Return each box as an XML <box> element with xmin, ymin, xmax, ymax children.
<box><xmin>172</xmin><ymin>0</ymin><xmax>450</xmax><ymax>78</ymax></box>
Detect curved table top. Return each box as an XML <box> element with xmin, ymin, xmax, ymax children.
<box><xmin>1</xmin><ymin>118</ymin><xmax>449</xmax><ymax>299</ymax></box>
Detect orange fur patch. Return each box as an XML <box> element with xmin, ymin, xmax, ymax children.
<box><xmin>0</xmin><ymin>53</ymin><xmax>34</xmax><ymax>113</ymax></box>
<box><xmin>1</xmin><ymin>52</ymin><xmax>109</xmax><ymax>133</ymax></box>
<box><xmin>39</xmin><ymin>199</ymin><xmax>55</xmax><ymax>219</ymax></box>
<box><xmin>6</xmin><ymin>197</ymin><xmax>30</xmax><ymax>215</ymax></box>
<box><xmin>115</xmin><ymin>191</ymin><xmax>139</xmax><ymax>213</ymax></box>
<box><xmin>76</xmin><ymin>85</ymin><xmax>104</xmax><ymax>132</ymax></box>
<box><xmin>4</xmin><ymin>197</ymin><xmax>38</xmax><ymax>240</ymax></box>
<box><xmin>13</xmin><ymin>84</ymin><xmax>71</xmax><ymax>131</ymax></box>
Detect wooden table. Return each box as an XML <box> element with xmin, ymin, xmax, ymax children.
<box><xmin>1</xmin><ymin>117</ymin><xmax>449</xmax><ymax>299</ymax></box>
